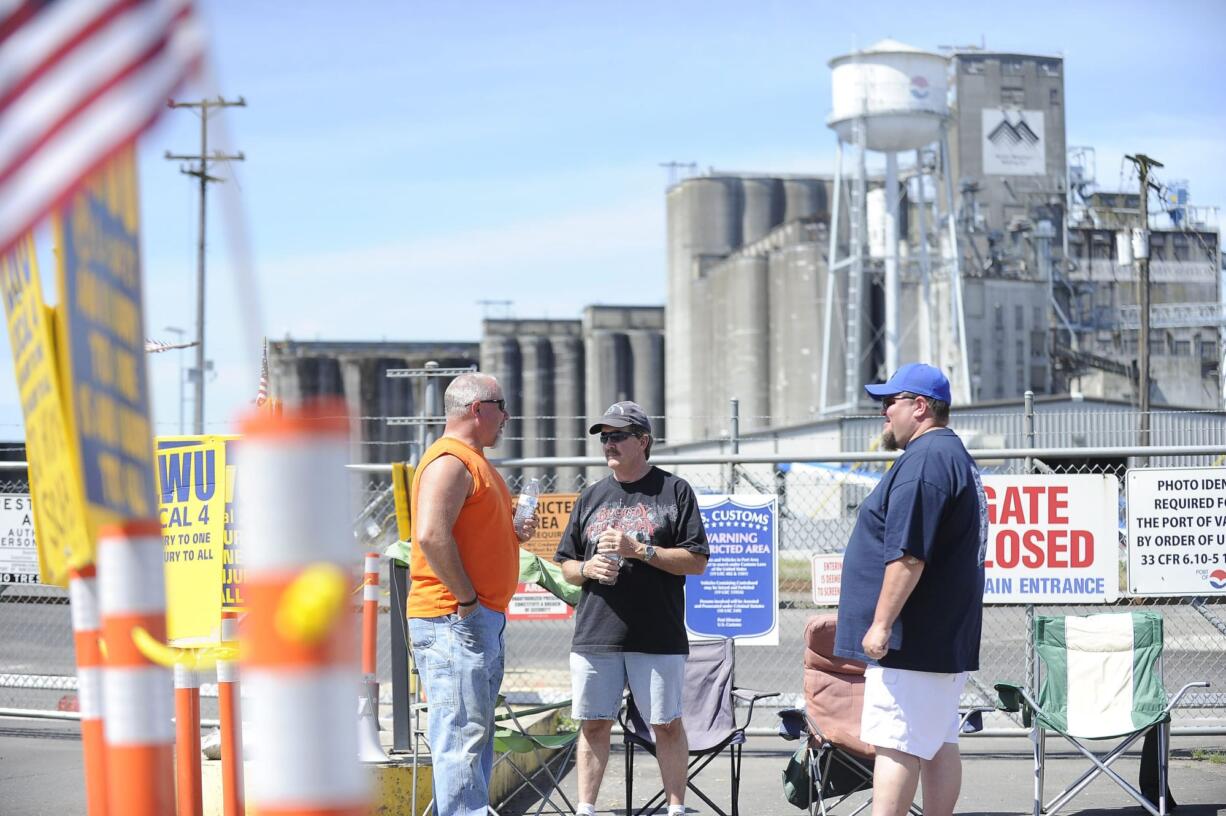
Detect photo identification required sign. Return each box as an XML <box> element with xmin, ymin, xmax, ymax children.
<box><xmin>1126</xmin><ymin>467</ymin><xmax>1226</xmax><ymax>596</ymax></box>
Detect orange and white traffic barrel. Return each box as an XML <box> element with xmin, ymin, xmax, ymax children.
<box><xmin>68</xmin><ymin>564</ymin><xmax>108</xmax><ymax>816</ymax></box>
<box><xmin>97</xmin><ymin>519</ymin><xmax>175</xmax><ymax>816</ymax></box>
<box><xmin>239</xmin><ymin>403</ymin><xmax>368</xmax><ymax>816</ymax></box>
<box><xmin>217</xmin><ymin>611</ymin><xmax>244</xmax><ymax>816</ymax></box>
<box><xmin>361</xmin><ymin>552</ymin><xmax>379</xmax><ymax>699</ymax></box>
<box><xmin>174</xmin><ymin>663</ymin><xmax>203</xmax><ymax>816</ymax></box>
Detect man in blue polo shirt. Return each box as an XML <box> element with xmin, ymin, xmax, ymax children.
<box><xmin>835</xmin><ymin>363</ymin><xmax>987</xmax><ymax>816</ymax></box>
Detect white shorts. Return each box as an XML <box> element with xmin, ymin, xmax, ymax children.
<box><xmin>861</xmin><ymin>666</ymin><xmax>968</xmax><ymax>760</ymax></box>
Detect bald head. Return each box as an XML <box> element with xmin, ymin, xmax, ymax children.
<box><xmin>444</xmin><ymin>372</ymin><xmax>501</xmax><ymax>418</ymax></box>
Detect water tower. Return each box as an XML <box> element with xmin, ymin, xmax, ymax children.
<box><xmin>819</xmin><ymin>39</ymin><xmax>971</xmax><ymax>410</ymax></box>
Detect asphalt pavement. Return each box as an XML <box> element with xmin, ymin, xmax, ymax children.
<box><xmin>5</xmin><ymin>719</ymin><xmax>1225</xmax><ymax>815</ymax></box>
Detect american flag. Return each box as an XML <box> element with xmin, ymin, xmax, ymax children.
<box><xmin>255</xmin><ymin>336</ymin><xmax>268</xmax><ymax>406</ymax></box>
<box><xmin>0</xmin><ymin>0</ymin><xmax>205</xmax><ymax>259</ymax></box>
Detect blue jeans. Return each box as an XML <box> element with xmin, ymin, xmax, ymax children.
<box><xmin>409</xmin><ymin>605</ymin><xmax>506</xmax><ymax>816</ymax></box>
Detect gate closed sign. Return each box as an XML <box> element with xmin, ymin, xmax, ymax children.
<box><xmin>981</xmin><ymin>474</ymin><xmax>1119</xmax><ymax>603</ymax></box>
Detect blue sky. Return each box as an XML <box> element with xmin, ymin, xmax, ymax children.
<box><xmin>3</xmin><ymin>0</ymin><xmax>1224</xmax><ymax>440</ymax></box>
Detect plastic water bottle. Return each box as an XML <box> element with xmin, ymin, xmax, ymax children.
<box><xmin>513</xmin><ymin>478</ymin><xmax>540</xmax><ymax>537</ymax></box>
<box><xmin>599</xmin><ymin>551</ymin><xmax>623</xmax><ymax>585</ymax></box>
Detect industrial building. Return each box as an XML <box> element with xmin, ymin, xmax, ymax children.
<box><xmin>663</xmin><ymin>42</ymin><xmax>1223</xmax><ymax>445</ymax></box>
<box><xmin>480</xmin><ymin>305</ymin><xmax>664</xmax><ymax>483</ymax></box>
<box><xmin>267</xmin><ymin>339</ymin><xmax>479</xmax><ymax>464</ymax></box>
<box><xmin>266</xmin><ymin>308</ymin><xmax>664</xmax><ymax>477</ymax></box>
<box><xmin>269</xmin><ymin>41</ymin><xmax>1222</xmax><ymax>461</ymax></box>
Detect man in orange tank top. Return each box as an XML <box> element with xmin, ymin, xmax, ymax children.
<box><xmin>407</xmin><ymin>372</ymin><xmax>535</xmax><ymax>816</ymax></box>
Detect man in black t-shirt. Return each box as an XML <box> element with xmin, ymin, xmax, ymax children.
<box><xmin>554</xmin><ymin>401</ymin><xmax>708</xmax><ymax>816</ymax></box>
<box><xmin>835</xmin><ymin>364</ymin><xmax>987</xmax><ymax>816</ymax></box>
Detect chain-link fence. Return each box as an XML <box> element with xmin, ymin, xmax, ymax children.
<box><xmin>4</xmin><ymin>439</ymin><xmax>1226</xmax><ymax>732</ymax></box>
<box><xmin>486</xmin><ymin>447</ymin><xmax>1226</xmax><ymax>731</ymax></box>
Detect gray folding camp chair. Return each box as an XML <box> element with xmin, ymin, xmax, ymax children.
<box><xmin>620</xmin><ymin>638</ymin><xmax>779</xmax><ymax>816</ymax></box>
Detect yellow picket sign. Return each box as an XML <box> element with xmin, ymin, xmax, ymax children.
<box><xmin>0</xmin><ymin>238</ymin><xmax>90</xmax><ymax>586</ymax></box>
<box><xmin>156</xmin><ymin>436</ymin><xmax>229</xmax><ymax>643</ymax></box>
<box><xmin>53</xmin><ymin>146</ymin><xmax>158</xmax><ymax>543</ymax></box>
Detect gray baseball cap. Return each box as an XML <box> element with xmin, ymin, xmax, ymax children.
<box><xmin>588</xmin><ymin>401</ymin><xmax>652</xmax><ymax>435</ymax></box>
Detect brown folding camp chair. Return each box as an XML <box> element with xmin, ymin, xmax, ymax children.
<box><xmin>778</xmin><ymin>614</ymin><xmax>987</xmax><ymax>816</ymax></box>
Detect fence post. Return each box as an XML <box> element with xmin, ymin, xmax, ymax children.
<box><xmin>1023</xmin><ymin>390</ymin><xmax>1038</xmax><ymax>709</ymax></box>
<box><xmin>1023</xmin><ymin>390</ymin><xmax>1035</xmax><ymax>475</ymax></box>
<box><xmin>727</xmin><ymin>398</ymin><xmax>739</xmax><ymax>494</ymax></box>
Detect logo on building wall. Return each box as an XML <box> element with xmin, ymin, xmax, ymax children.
<box><xmin>982</xmin><ymin>109</ymin><xmax>1045</xmax><ymax>176</ymax></box>
<box><xmin>909</xmin><ymin>75</ymin><xmax>930</xmax><ymax>100</ymax></box>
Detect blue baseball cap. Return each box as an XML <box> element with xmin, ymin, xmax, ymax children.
<box><xmin>864</xmin><ymin>363</ymin><xmax>952</xmax><ymax>404</ymax></box>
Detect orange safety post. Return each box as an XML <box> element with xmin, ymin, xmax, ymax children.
<box><xmin>239</xmin><ymin>403</ymin><xmax>368</xmax><ymax>816</ymax></box>
<box><xmin>69</xmin><ymin>564</ymin><xmax>108</xmax><ymax>816</ymax></box>
<box><xmin>217</xmin><ymin>611</ymin><xmax>244</xmax><ymax>816</ymax></box>
<box><xmin>361</xmin><ymin>552</ymin><xmax>379</xmax><ymax>704</ymax></box>
<box><xmin>97</xmin><ymin>520</ymin><xmax>175</xmax><ymax>816</ymax></box>
<box><xmin>174</xmin><ymin>664</ymin><xmax>203</xmax><ymax>816</ymax></box>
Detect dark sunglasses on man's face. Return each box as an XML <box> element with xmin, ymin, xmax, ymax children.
<box><xmin>881</xmin><ymin>395</ymin><xmax>918</xmax><ymax>410</ymax></box>
<box><xmin>599</xmin><ymin>430</ymin><xmax>640</xmax><ymax>445</ymax></box>
<box><xmin>473</xmin><ymin>399</ymin><xmax>506</xmax><ymax>412</ymax></box>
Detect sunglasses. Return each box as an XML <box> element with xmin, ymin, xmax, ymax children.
<box><xmin>472</xmin><ymin>398</ymin><xmax>506</xmax><ymax>412</ymax></box>
<box><xmin>599</xmin><ymin>430</ymin><xmax>641</xmax><ymax>444</ymax></box>
<box><xmin>881</xmin><ymin>395</ymin><xmax>918</xmax><ymax>410</ymax></box>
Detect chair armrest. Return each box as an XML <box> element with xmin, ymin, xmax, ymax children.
<box><xmin>777</xmin><ymin>708</ymin><xmax>811</xmax><ymax>741</ymax></box>
<box><xmin>495</xmin><ymin>699</ymin><xmax>571</xmax><ymax>722</ymax></box>
<box><xmin>1165</xmin><ymin>680</ymin><xmax>1211</xmax><ymax>714</ymax></box>
<box><xmin>733</xmin><ymin>687</ymin><xmax>780</xmax><ymax>703</ymax></box>
<box><xmin>958</xmin><ymin>705</ymin><xmax>995</xmax><ymax>734</ymax></box>
<box><xmin>995</xmin><ymin>682</ymin><xmax>1049</xmax><ymax>729</ymax></box>
<box><xmin>733</xmin><ymin>687</ymin><xmax>781</xmax><ymax>730</ymax></box>
<box><xmin>994</xmin><ymin>683</ymin><xmax>1026</xmax><ymax>713</ymax></box>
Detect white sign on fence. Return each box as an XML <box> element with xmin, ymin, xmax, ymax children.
<box><xmin>981</xmin><ymin>475</ymin><xmax>1120</xmax><ymax>603</ymax></box>
<box><xmin>810</xmin><ymin>553</ymin><xmax>843</xmax><ymax>606</ymax></box>
<box><xmin>1126</xmin><ymin>467</ymin><xmax>1226</xmax><ymax>596</ymax></box>
<box><xmin>0</xmin><ymin>493</ymin><xmax>39</xmax><ymax>584</ymax></box>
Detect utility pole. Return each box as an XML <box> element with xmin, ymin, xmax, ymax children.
<box><xmin>165</xmin><ymin>96</ymin><xmax>246</xmax><ymax>434</ymax></box>
<box><xmin>1125</xmin><ymin>153</ymin><xmax>1162</xmax><ymax>450</ymax></box>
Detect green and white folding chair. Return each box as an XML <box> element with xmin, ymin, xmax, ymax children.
<box><xmin>995</xmin><ymin>611</ymin><xmax>1209</xmax><ymax>816</ymax></box>
<box><xmin>489</xmin><ymin>697</ymin><xmax>579</xmax><ymax>816</ymax></box>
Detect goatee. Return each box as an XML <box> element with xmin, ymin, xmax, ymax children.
<box><xmin>881</xmin><ymin>430</ymin><xmax>899</xmax><ymax>451</ymax></box>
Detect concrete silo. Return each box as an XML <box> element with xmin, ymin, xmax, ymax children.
<box><xmin>782</xmin><ymin>178</ymin><xmax>828</xmax><ymax>224</ymax></box>
<box><xmin>666</xmin><ymin>176</ymin><xmax>743</xmax><ymax>443</ymax></box>
<box><xmin>741</xmin><ymin>177</ymin><xmax>784</xmax><ymax>244</ymax></box>
<box><xmin>479</xmin><ymin>331</ymin><xmax>522</xmax><ymax>460</ymax></box>
<box><xmin>518</xmin><ymin>334</ymin><xmax>554</xmax><ymax>480</ymax></box>
<box><xmin>724</xmin><ymin>255</ymin><xmax>771</xmax><ymax>431</ymax></box>
<box><xmin>549</xmin><ymin>331</ymin><xmax>585</xmax><ymax>489</ymax></box>
<box><xmin>769</xmin><ymin>244</ymin><xmax>839</xmax><ymax>424</ymax></box>
<box><xmin>628</xmin><ymin>331</ymin><xmax>665</xmax><ymax>441</ymax></box>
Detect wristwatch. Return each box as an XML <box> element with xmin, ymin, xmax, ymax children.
<box><xmin>642</xmin><ymin>544</ymin><xmax>657</xmax><ymax>563</ymax></box>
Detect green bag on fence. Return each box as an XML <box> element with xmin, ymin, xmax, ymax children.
<box><xmin>782</xmin><ymin>747</ymin><xmax>813</xmax><ymax>810</ymax></box>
